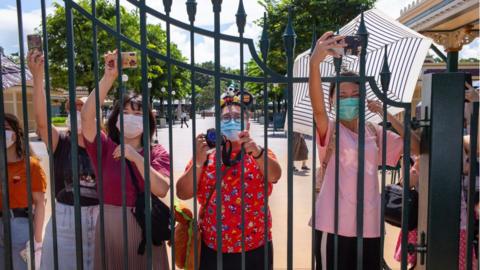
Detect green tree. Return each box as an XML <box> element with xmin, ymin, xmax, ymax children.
<box><xmin>43</xmin><ymin>0</ymin><xmax>189</xmax><ymax>99</ymax></box>
<box><xmin>194</xmin><ymin>61</ymin><xmax>239</xmax><ymax>111</ymax></box>
<box><xmin>459</xmin><ymin>58</ymin><xmax>480</xmax><ymax>63</ymax></box>
<box><xmin>246</xmin><ymin>0</ymin><xmax>375</xmax><ymax>107</ymax></box>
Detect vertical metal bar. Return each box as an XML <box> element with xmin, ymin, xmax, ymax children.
<box><xmin>163</xmin><ymin>1</ymin><xmax>176</xmax><ymax>268</ymax></box>
<box><xmin>466</xmin><ymin>101</ymin><xmax>478</xmax><ymax>270</ymax></box>
<box><xmin>259</xmin><ymin>11</ymin><xmax>270</xmax><ymax>270</ymax></box>
<box><xmin>40</xmin><ymin>0</ymin><xmax>59</xmax><ymax>268</ymax></box>
<box><xmin>356</xmin><ymin>13</ymin><xmax>369</xmax><ymax>269</ymax></box>
<box><xmin>283</xmin><ymin>7</ymin><xmax>296</xmax><ymax>270</ymax></box>
<box><xmin>446</xmin><ymin>51</ymin><xmax>458</xmax><ymax>72</ymax></box>
<box><xmin>261</xmin><ymin>22</ymin><xmax>270</xmax><ymax>270</ymax></box>
<box><xmin>311</xmin><ymin>120</ymin><xmax>317</xmax><ymax>270</ymax></box>
<box><xmin>139</xmin><ymin>1</ymin><xmax>153</xmax><ymax>268</ymax></box>
<box><xmin>379</xmin><ymin>45</ymin><xmax>391</xmax><ymax>270</ymax></box>
<box><xmin>0</xmin><ymin>46</ymin><xmax>13</xmax><ymax>270</ymax></box>
<box><xmin>90</xmin><ymin>0</ymin><xmax>106</xmax><ymax>269</ymax></box>
<box><xmin>186</xmin><ymin>1</ymin><xmax>198</xmax><ymax>269</ymax></box>
<box><xmin>114</xmin><ymin>0</ymin><xmax>128</xmax><ymax>268</ymax></box>
<box><xmin>16</xmin><ymin>0</ymin><xmax>36</xmax><ymax>267</ymax></box>
<box><xmin>309</xmin><ymin>25</ymin><xmax>317</xmax><ymax>270</ymax></box>
<box><xmin>212</xmin><ymin>1</ymin><xmax>223</xmax><ymax>268</ymax></box>
<box><xmin>64</xmin><ymin>1</ymin><xmax>84</xmax><ymax>269</ymax></box>
<box><xmin>400</xmin><ymin>109</ymin><xmax>412</xmax><ymax>270</ymax></box>
<box><xmin>236</xmin><ymin>1</ymin><xmax>247</xmax><ymax>269</ymax></box>
<box><xmin>333</xmin><ymin>44</ymin><xmax>342</xmax><ymax>270</ymax></box>
<box><xmin>379</xmin><ymin>98</ymin><xmax>387</xmax><ymax>270</ymax></box>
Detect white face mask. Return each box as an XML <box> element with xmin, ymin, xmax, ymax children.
<box><xmin>116</xmin><ymin>114</ymin><xmax>143</xmax><ymax>139</ymax></box>
<box><xmin>66</xmin><ymin>111</ymin><xmax>82</xmax><ymax>133</ymax></box>
<box><xmin>5</xmin><ymin>130</ymin><xmax>14</xmax><ymax>148</ymax></box>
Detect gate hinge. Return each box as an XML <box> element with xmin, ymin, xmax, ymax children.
<box><xmin>407</xmin><ymin>231</ymin><xmax>427</xmax><ymax>265</ymax></box>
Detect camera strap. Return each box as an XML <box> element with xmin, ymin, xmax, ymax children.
<box><xmin>221</xmin><ymin>140</ymin><xmax>242</xmax><ymax>167</ymax></box>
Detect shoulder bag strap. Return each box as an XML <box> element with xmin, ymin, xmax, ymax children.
<box><xmin>126</xmin><ymin>160</ymin><xmax>141</xmax><ymax>196</ymax></box>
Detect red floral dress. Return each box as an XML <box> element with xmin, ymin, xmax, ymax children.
<box><xmin>185</xmin><ymin>150</ymin><xmax>277</xmax><ymax>253</ymax></box>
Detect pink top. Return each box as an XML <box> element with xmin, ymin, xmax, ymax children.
<box><xmin>84</xmin><ymin>132</ymin><xmax>170</xmax><ymax>206</ymax></box>
<box><xmin>314</xmin><ymin>121</ymin><xmax>403</xmax><ymax>237</ymax></box>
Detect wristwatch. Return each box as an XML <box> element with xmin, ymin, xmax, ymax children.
<box><xmin>252</xmin><ymin>146</ymin><xmax>265</xmax><ymax>160</ymax></box>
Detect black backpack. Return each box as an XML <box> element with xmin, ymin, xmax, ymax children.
<box><xmin>127</xmin><ymin>161</ymin><xmax>171</xmax><ymax>255</ymax></box>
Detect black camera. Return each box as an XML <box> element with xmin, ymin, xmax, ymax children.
<box><xmin>205</xmin><ymin>128</ymin><xmax>225</xmax><ymax>148</ymax></box>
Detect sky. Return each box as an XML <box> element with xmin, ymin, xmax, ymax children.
<box><xmin>0</xmin><ymin>0</ymin><xmax>478</xmax><ymax>69</ymax></box>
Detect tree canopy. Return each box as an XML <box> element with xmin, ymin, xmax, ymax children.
<box><xmin>43</xmin><ymin>0</ymin><xmax>190</xmax><ymax>98</ymax></box>
<box><xmin>245</xmin><ymin>0</ymin><xmax>375</xmax><ymax>108</ymax></box>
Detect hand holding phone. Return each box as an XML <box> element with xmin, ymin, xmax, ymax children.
<box><xmin>27</xmin><ymin>34</ymin><xmax>42</xmax><ymax>52</ymax></box>
<box><xmin>331</xmin><ymin>35</ymin><xmax>362</xmax><ymax>56</ymax></box>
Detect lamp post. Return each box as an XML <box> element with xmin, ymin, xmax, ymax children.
<box><xmin>160</xmin><ymin>87</ymin><xmax>166</xmax><ymax>117</ymax></box>
<box><xmin>171</xmin><ymin>90</ymin><xmax>176</xmax><ymax>124</ymax></box>
<box><xmin>148</xmin><ymin>81</ymin><xmax>158</xmax><ymax>143</ymax></box>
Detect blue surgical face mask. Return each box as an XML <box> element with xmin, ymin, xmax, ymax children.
<box><xmin>221</xmin><ymin>120</ymin><xmax>242</xmax><ymax>141</ymax></box>
<box><xmin>338</xmin><ymin>97</ymin><xmax>359</xmax><ymax>121</ymax></box>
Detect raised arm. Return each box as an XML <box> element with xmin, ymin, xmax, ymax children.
<box><xmin>239</xmin><ymin>130</ymin><xmax>281</xmax><ymax>183</ymax></box>
<box><xmin>28</xmin><ymin>50</ymin><xmax>60</xmax><ymax>151</ymax></box>
<box><xmin>367</xmin><ymin>100</ymin><xmax>421</xmax><ymax>155</ymax></box>
<box><xmin>309</xmin><ymin>32</ymin><xmax>345</xmax><ymax>141</ymax></box>
<box><xmin>112</xmin><ymin>144</ymin><xmax>170</xmax><ymax>198</ymax></box>
<box><xmin>81</xmin><ymin>51</ymin><xmax>118</xmax><ymax>142</ymax></box>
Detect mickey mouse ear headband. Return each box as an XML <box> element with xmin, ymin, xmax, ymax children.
<box><xmin>220</xmin><ymin>82</ymin><xmax>253</xmax><ymax>108</ymax></box>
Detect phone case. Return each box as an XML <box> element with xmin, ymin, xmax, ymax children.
<box><xmin>27</xmin><ymin>35</ymin><xmax>42</xmax><ymax>51</ymax></box>
<box><xmin>331</xmin><ymin>35</ymin><xmax>362</xmax><ymax>56</ymax></box>
<box><xmin>121</xmin><ymin>52</ymin><xmax>138</xmax><ymax>69</ymax></box>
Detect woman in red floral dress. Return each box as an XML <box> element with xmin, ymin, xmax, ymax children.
<box><xmin>176</xmin><ymin>91</ymin><xmax>282</xmax><ymax>270</ymax></box>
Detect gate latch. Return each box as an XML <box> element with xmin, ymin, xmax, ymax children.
<box><xmin>411</xmin><ymin>107</ymin><xmax>430</xmax><ymax>130</ymax></box>
<box><xmin>407</xmin><ymin>231</ymin><xmax>427</xmax><ymax>265</ymax></box>
<box><xmin>411</xmin><ymin>117</ymin><xmax>430</xmax><ymax>130</ymax></box>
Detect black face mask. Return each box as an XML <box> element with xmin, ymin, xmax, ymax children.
<box><xmin>221</xmin><ymin>139</ymin><xmax>242</xmax><ymax>167</ymax></box>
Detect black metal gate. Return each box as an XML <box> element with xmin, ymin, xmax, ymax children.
<box><xmin>0</xmin><ymin>1</ymin><xmax>477</xmax><ymax>270</ymax></box>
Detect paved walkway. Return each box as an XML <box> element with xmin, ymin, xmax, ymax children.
<box><xmin>156</xmin><ymin>116</ymin><xmax>402</xmax><ymax>270</ymax></box>
<box><xmin>30</xmin><ymin>116</ymin><xmax>402</xmax><ymax>269</ymax></box>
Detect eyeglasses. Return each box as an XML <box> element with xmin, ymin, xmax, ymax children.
<box><xmin>221</xmin><ymin>113</ymin><xmax>242</xmax><ymax>123</ymax></box>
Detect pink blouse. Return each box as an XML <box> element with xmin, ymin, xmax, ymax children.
<box><xmin>314</xmin><ymin>121</ymin><xmax>403</xmax><ymax>237</ymax></box>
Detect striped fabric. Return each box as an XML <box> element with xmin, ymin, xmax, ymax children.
<box><xmin>290</xmin><ymin>9</ymin><xmax>432</xmax><ymax>135</ymax></box>
<box><xmin>93</xmin><ymin>204</ymin><xmax>169</xmax><ymax>270</ymax></box>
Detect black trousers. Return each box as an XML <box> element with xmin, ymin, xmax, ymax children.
<box><xmin>314</xmin><ymin>230</ymin><xmax>381</xmax><ymax>270</ymax></box>
<box><xmin>181</xmin><ymin>118</ymin><xmax>189</xmax><ymax>127</ymax></box>
<box><xmin>199</xmin><ymin>241</ymin><xmax>273</xmax><ymax>270</ymax></box>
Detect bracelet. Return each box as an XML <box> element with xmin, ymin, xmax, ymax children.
<box><xmin>252</xmin><ymin>146</ymin><xmax>264</xmax><ymax>160</ymax></box>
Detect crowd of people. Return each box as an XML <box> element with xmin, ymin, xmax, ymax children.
<box><xmin>0</xmin><ymin>32</ymin><xmax>478</xmax><ymax>270</ymax></box>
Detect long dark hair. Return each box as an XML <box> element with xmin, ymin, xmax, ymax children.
<box><xmin>4</xmin><ymin>113</ymin><xmax>26</xmax><ymax>159</ymax></box>
<box><xmin>106</xmin><ymin>92</ymin><xmax>156</xmax><ymax>146</ymax></box>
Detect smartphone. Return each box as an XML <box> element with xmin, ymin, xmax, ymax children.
<box><xmin>121</xmin><ymin>52</ymin><xmax>137</xmax><ymax>69</ymax></box>
<box><xmin>27</xmin><ymin>34</ymin><xmax>42</xmax><ymax>51</ymax></box>
<box><xmin>332</xmin><ymin>35</ymin><xmax>362</xmax><ymax>56</ymax></box>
